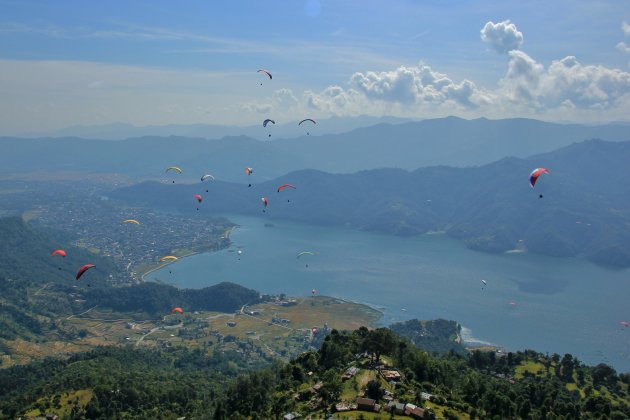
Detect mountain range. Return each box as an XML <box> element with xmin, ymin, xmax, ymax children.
<box><xmin>2</xmin><ymin>117</ymin><xmax>630</xmax><ymax>183</ymax></box>
<box><xmin>110</xmin><ymin>139</ymin><xmax>630</xmax><ymax>267</ymax></box>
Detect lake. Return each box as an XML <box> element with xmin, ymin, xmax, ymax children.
<box><xmin>148</xmin><ymin>214</ymin><xmax>630</xmax><ymax>372</ymax></box>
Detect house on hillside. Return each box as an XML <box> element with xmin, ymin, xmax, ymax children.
<box><xmin>357</xmin><ymin>397</ymin><xmax>381</xmax><ymax>412</ymax></box>
<box><xmin>335</xmin><ymin>402</ymin><xmax>358</xmax><ymax>412</ymax></box>
<box><xmin>381</xmin><ymin>369</ymin><xmax>402</xmax><ymax>382</ymax></box>
<box><xmin>387</xmin><ymin>401</ymin><xmax>406</xmax><ymax>414</ymax></box>
<box><xmin>342</xmin><ymin>366</ymin><xmax>359</xmax><ymax>380</ymax></box>
<box><xmin>404</xmin><ymin>403</ymin><xmax>426</xmax><ymax>418</ymax></box>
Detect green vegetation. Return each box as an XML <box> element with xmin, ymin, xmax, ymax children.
<box><xmin>389</xmin><ymin>318</ymin><xmax>466</xmax><ymax>355</ymax></box>
<box><xmin>2</xmin><ymin>328</ymin><xmax>629</xmax><ymax>419</ymax></box>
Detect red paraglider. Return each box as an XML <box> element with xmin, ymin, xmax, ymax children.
<box><xmin>529</xmin><ymin>168</ymin><xmax>550</xmax><ymax>188</ymax></box>
<box><xmin>172</xmin><ymin>307</ymin><xmax>184</xmax><ymax>314</ymax></box>
<box><xmin>277</xmin><ymin>184</ymin><xmax>296</xmax><ymax>193</ymax></box>
<box><xmin>194</xmin><ymin>194</ymin><xmax>203</xmax><ymax>203</ymax></box>
<box><xmin>261</xmin><ymin>197</ymin><xmax>268</xmax><ymax>209</ymax></box>
<box><xmin>76</xmin><ymin>264</ymin><xmax>95</xmax><ymax>280</ymax></box>
<box><xmin>51</xmin><ymin>249</ymin><xmax>67</xmax><ymax>258</ymax></box>
<box><xmin>620</xmin><ymin>321</ymin><xmax>629</xmax><ymax>328</ymax></box>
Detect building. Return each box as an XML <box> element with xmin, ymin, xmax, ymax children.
<box><xmin>381</xmin><ymin>369</ymin><xmax>402</xmax><ymax>382</ymax></box>
<box><xmin>227</xmin><ymin>321</ymin><xmax>237</xmax><ymax>327</ymax></box>
<box><xmin>342</xmin><ymin>366</ymin><xmax>359</xmax><ymax>380</ymax></box>
<box><xmin>357</xmin><ymin>397</ymin><xmax>381</xmax><ymax>412</ymax></box>
<box><xmin>387</xmin><ymin>401</ymin><xmax>406</xmax><ymax>415</ymax></box>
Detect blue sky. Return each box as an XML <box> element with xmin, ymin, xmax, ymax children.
<box><xmin>1</xmin><ymin>0</ymin><xmax>630</xmax><ymax>133</ymax></box>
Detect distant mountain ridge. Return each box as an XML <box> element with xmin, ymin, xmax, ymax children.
<box><xmin>2</xmin><ymin>117</ymin><xmax>630</xmax><ymax>183</ymax></box>
<box><xmin>110</xmin><ymin>139</ymin><xmax>630</xmax><ymax>267</ymax></box>
<box><xmin>14</xmin><ymin>115</ymin><xmax>410</xmax><ymax>141</ymax></box>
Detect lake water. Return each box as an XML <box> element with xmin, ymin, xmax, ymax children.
<box><xmin>149</xmin><ymin>214</ymin><xmax>630</xmax><ymax>372</ymax></box>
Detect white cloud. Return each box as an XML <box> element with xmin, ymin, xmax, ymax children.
<box><xmin>279</xmin><ymin>51</ymin><xmax>630</xmax><ymax>122</ymax></box>
<box><xmin>617</xmin><ymin>42</ymin><xmax>630</xmax><ymax>54</ymax></box>
<box><xmin>348</xmin><ymin>65</ymin><xmax>491</xmax><ymax>108</ymax></box>
<box><xmin>480</xmin><ymin>20</ymin><xmax>524</xmax><ymax>54</ymax></box>
<box><xmin>623</xmin><ymin>21</ymin><xmax>630</xmax><ymax>37</ymax></box>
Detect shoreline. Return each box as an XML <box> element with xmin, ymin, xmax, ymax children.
<box><xmin>139</xmin><ymin>225</ymin><xmax>237</xmax><ymax>282</ymax></box>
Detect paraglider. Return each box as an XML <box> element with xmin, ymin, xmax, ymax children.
<box><xmin>312</xmin><ymin>327</ymin><xmax>318</xmax><ymax>334</ymax></box>
<box><xmin>261</xmin><ymin>197</ymin><xmax>268</xmax><ymax>212</ymax></box>
<box><xmin>481</xmin><ymin>279</ymin><xmax>487</xmax><ymax>288</ymax></box>
<box><xmin>298</xmin><ymin>118</ymin><xmax>316</xmax><ymax>135</ymax></box>
<box><xmin>245</xmin><ymin>167</ymin><xmax>253</xmax><ymax>187</ymax></box>
<box><xmin>508</xmin><ymin>301</ymin><xmax>517</xmax><ymax>307</ymax></box>
<box><xmin>51</xmin><ymin>249</ymin><xmax>67</xmax><ymax>258</ymax></box>
<box><xmin>620</xmin><ymin>321</ymin><xmax>629</xmax><ymax>328</ymax></box>
<box><xmin>277</xmin><ymin>183</ymin><xmax>296</xmax><ymax>202</ymax></box>
<box><xmin>298</xmin><ymin>251</ymin><xmax>315</xmax><ymax>259</ymax></box>
<box><xmin>201</xmin><ymin>174</ymin><xmax>215</xmax><ymax>182</ymax></box>
<box><xmin>257</xmin><ymin>69</ymin><xmax>272</xmax><ymax>85</ymax></box>
<box><xmin>529</xmin><ymin>168</ymin><xmax>550</xmax><ymax>198</ymax></box>
<box><xmin>311</xmin><ymin>288</ymin><xmax>317</xmax><ymax>296</ymax></box>
<box><xmin>51</xmin><ymin>249</ymin><xmax>66</xmax><ymax>270</ymax></box>
<box><xmin>122</xmin><ymin>219</ymin><xmax>140</xmax><ymax>225</ymax></box>
<box><xmin>160</xmin><ymin>255</ymin><xmax>178</xmax><ymax>262</ymax></box>
<box><xmin>263</xmin><ymin>119</ymin><xmax>275</xmax><ymax>137</ymax></box>
<box><xmin>76</xmin><ymin>264</ymin><xmax>95</xmax><ymax>280</ymax></box>
<box><xmin>194</xmin><ymin>194</ymin><xmax>203</xmax><ymax>210</ymax></box>
<box><xmin>166</xmin><ymin>166</ymin><xmax>183</xmax><ymax>183</ymax></box>
<box><xmin>172</xmin><ymin>307</ymin><xmax>183</xmax><ymax>314</ymax></box>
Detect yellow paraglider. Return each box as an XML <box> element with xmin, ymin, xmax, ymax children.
<box><xmin>122</xmin><ymin>219</ymin><xmax>141</xmax><ymax>225</ymax></box>
<box><xmin>159</xmin><ymin>256</ymin><xmax>179</xmax><ymax>262</ymax></box>
<box><xmin>165</xmin><ymin>166</ymin><xmax>183</xmax><ymax>174</ymax></box>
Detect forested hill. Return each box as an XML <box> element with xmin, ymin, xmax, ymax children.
<box><xmin>111</xmin><ymin>139</ymin><xmax>630</xmax><ymax>267</ymax></box>
<box><xmin>2</xmin><ymin>327</ymin><xmax>628</xmax><ymax>419</ymax></box>
<box><xmin>2</xmin><ymin>117</ymin><xmax>630</xmax><ymax>182</ymax></box>
<box><xmin>0</xmin><ymin>216</ymin><xmax>120</xmax><ymax>289</ymax></box>
<box><xmin>0</xmin><ymin>217</ymin><xmax>259</xmax><ymax>343</ymax></box>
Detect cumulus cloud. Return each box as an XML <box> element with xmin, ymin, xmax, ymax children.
<box><xmin>480</xmin><ymin>20</ymin><xmax>524</xmax><ymax>54</ymax></box>
<box><xmin>348</xmin><ymin>65</ymin><xmax>491</xmax><ymax>107</ymax></box>
<box><xmin>501</xmin><ymin>51</ymin><xmax>630</xmax><ymax>110</ymax></box>
<box><xmin>296</xmin><ymin>51</ymin><xmax>630</xmax><ymax>121</ymax></box>
<box><xmin>616</xmin><ymin>42</ymin><xmax>630</xmax><ymax>54</ymax></box>
<box><xmin>623</xmin><ymin>21</ymin><xmax>630</xmax><ymax>37</ymax></box>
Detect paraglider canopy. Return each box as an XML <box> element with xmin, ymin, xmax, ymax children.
<box><xmin>311</xmin><ymin>288</ymin><xmax>317</xmax><ymax>295</ymax></box>
<box><xmin>122</xmin><ymin>219</ymin><xmax>140</xmax><ymax>225</ymax></box>
<box><xmin>263</xmin><ymin>119</ymin><xmax>275</xmax><ymax>127</ymax></box>
<box><xmin>165</xmin><ymin>166</ymin><xmax>183</xmax><ymax>174</ymax></box>
<box><xmin>529</xmin><ymin>168</ymin><xmax>550</xmax><ymax>188</ymax></box>
<box><xmin>201</xmin><ymin>174</ymin><xmax>215</xmax><ymax>182</ymax></box>
<box><xmin>172</xmin><ymin>307</ymin><xmax>183</xmax><ymax>314</ymax></box>
<box><xmin>261</xmin><ymin>197</ymin><xmax>268</xmax><ymax>208</ymax></box>
<box><xmin>277</xmin><ymin>184</ymin><xmax>296</xmax><ymax>193</ymax></box>
<box><xmin>160</xmin><ymin>255</ymin><xmax>178</xmax><ymax>262</ymax></box>
<box><xmin>298</xmin><ymin>251</ymin><xmax>315</xmax><ymax>259</ymax></box>
<box><xmin>76</xmin><ymin>264</ymin><xmax>95</xmax><ymax>280</ymax></box>
<box><xmin>620</xmin><ymin>321</ymin><xmax>629</xmax><ymax>328</ymax></box>
<box><xmin>257</xmin><ymin>69</ymin><xmax>272</xmax><ymax>80</ymax></box>
<box><xmin>51</xmin><ymin>249</ymin><xmax>67</xmax><ymax>258</ymax></box>
<box><xmin>194</xmin><ymin>194</ymin><xmax>203</xmax><ymax>203</ymax></box>
<box><xmin>245</xmin><ymin>167</ymin><xmax>253</xmax><ymax>176</ymax></box>
<box><xmin>298</xmin><ymin>118</ymin><xmax>316</xmax><ymax>126</ymax></box>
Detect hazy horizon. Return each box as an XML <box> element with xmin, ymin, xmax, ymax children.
<box><xmin>1</xmin><ymin>0</ymin><xmax>630</xmax><ymax>135</ymax></box>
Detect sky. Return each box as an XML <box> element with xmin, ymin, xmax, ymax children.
<box><xmin>1</xmin><ymin>0</ymin><xmax>630</xmax><ymax>134</ymax></box>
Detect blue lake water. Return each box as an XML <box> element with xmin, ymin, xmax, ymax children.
<box><xmin>149</xmin><ymin>214</ymin><xmax>630</xmax><ymax>372</ymax></box>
